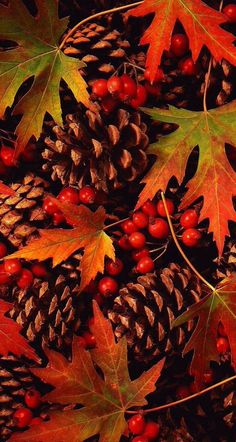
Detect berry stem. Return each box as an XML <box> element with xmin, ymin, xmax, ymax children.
<box><xmin>161</xmin><ymin>192</ymin><xmax>215</xmax><ymax>292</ymax></box>
<box><xmin>59</xmin><ymin>1</ymin><xmax>143</xmax><ymax>50</ymax></box>
<box><xmin>126</xmin><ymin>374</ymin><xmax>236</xmax><ymax>415</ymax></box>
<box><xmin>104</xmin><ymin>217</ymin><xmax>130</xmax><ymax>230</ymax></box>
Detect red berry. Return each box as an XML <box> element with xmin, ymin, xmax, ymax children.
<box><xmin>136</xmin><ymin>256</ymin><xmax>154</xmax><ymax>274</ymax></box>
<box><xmin>130</xmin><ymin>85</ymin><xmax>147</xmax><ymax>109</ymax></box>
<box><xmin>13</xmin><ymin>408</ymin><xmax>33</xmax><ymax>428</ymax></box>
<box><xmin>25</xmin><ymin>389</ymin><xmax>41</xmax><ymax>409</ymax></box>
<box><xmin>17</xmin><ymin>269</ymin><xmax>34</xmax><ymax>289</ymax></box>
<box><xmin>31</xmin><ymin>262</ymin><xmax>48</xmax><ymax>278</ymax></box>
<box><xmin>53</xmin><ymin>211</ymin><xmax>66</xmax><ymax>226</ymax></box>
<box><xmin>30</xmin><ymin>417</ymin><xmax>43</xmax><ymax>426</ymax></box>
<box><xmin>171</xmin><ymin>33</ymin><xmax>189</xmax><ymax>57</ymax></box>
<box><xmin>223</xmin><ymin>4</ymin><xmax>236</xmax><ymax>22</ymax></box>
<box><xmin>120</xmin><ymin>74</ymin><xmax>137</xmax><ymax>99</ymax></box>
<box><xmin>0</xmin><ymin>242</ymin><xmax>7</xmax><ymax>259</ymax></box>
<box><xmin>107</xmin><ymin>76</ymin><xmax>123</xmax><ymax>95</ymax></box>
<box><xmin>132</xmin><ymin>247</ymin><xmax>150</xmax><ymax>262</ymax></box>
<box><xmin>58</xmin><ymin>187</ymin><xmax>80</xmax><ymax>205</ymax></box>
<box><xmin>145</xmin><ymin>82</ymin><xmax>161</xmax><ymax>97</ymax></box>
<box><xmin>179</xmin><ymin>57</ymin><xmax>197</xmax><ymax>76</ymax></box>
<box><xmin>180</xmin><ymin>209</ymin><xmax>199</xmax><ymax>229</ymax></box>
<box><xmin>157</xmin><ymin>198</ymin><xmax>174</xmax><ymax>217</ymax></box>
<box><xmin>128</xmin><ymin>414</ymin><xmax>146</xmax><ymax>435</ymax></box>
<box><xmin>132</xmin><ymin>437</ymin><xmax>149</xmax><ymax>442</ymax></box>
<box><xmin>141</xmin><ymin>200</ymin><xmax>157</xmax><ymax>217</ymax></box>
<box><xmin>0</xmin><ymin>263</ymin><xmax>11</xmax><ymax>284</ymax></box>
<box><xmin>176</xmin><ymin>385</ymin><xmax>191</xmax><ymax>399</ymax></box>
<box><xmin>77</xmin><ymin>336</ymin><xmax>87</xmax><ymax>348</ymax></box>
<box><xmin>4</xmin><ymin>258</ymin><xmax>22</xmax><ymax>275</ymax></box>
<box><xmin>218</xmin><ymin>322</ymin><xmax>227</xmax><ymax>337</ymax></box>
<box><xmin>92</xmin><ymin>79</ymin><xmax>108</xmax><ymax>98</ymax></box>
<box><xmin>105</xmin><ymin>258</ymin><xmax>124</xmax><ymax>276</ymax></box>
<box><xmin>217</xmin><ymin>337</ymin><xmax>230</xmax><ymax>353</ymax></box>
<box><xmin>148</xmin><ymin>218</ymin><xmax>169</xmax><ymax>239</ymax></box>
<box><xmin>118</xmin><ymin>235</ymin><xmax>132</xmax><ymax>250</ymax></box>
<box><xmin>182</xmin><ymin>228</ymin><xmax>201</xmax><ymax>247</ymax></box>
<box><xmin>101</xmin><ymin>95</ymin><xmax>119</xmax><ymax>113</ymax></box>
<box><xmin>0</xmin><ymin>146</ymin><xmax>16</xmax><ymax>167</ymax></box>
<box><xmin>98</xmin><ymin>276</ymin><xmax>118</xmax><ymax>297</ymax></box>
<box><xmin>129</xmin><ymin>232</ymin><xmax>146</xmax><ymax>249</ymax></box>
<box><xmin>143</xmin><ymin>421</ymin><xmax>160</xmax><ymax>440</ymax></box>
<box><xmin>43</xmin><ymin>197</ymin><xmax>60</xmax><ymax>216</ymax></box>
<box><xmin>121</xmin><ymin>219</ymin><xmax>138</xmax><ymax>235</ymax></box>
<box><xmin>79</xmin><ymin>186</ymin><xmax>96</xmax><ymax>204</ymax></box>
<box><xmin>132</xmin><ymin>211</ymin><xmax>149</xmax><ymax>229</ymax></box>
<box><xmin>144</xmin><ymin>67</ymin><xmax>164</xmax><ymax>84</ymax></box>
<box><xmin>83</xmin><ymin>331</ymin><xmax>96</xmax><ymax>348</ymax></box>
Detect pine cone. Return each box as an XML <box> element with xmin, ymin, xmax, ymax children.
<box><xmin>0</xmin><ymin>355</ymin><xmax>35</xmax><ymax>440</ymax></box>
<box><xmin>42</xmin><ymin>107</ymin><xmax>149</xmax><ymax>192</ymax></box>
<box><xmin>107</xmin><ymin>263</ymin><xmax>202</xmax><ymax>362</ymax></box>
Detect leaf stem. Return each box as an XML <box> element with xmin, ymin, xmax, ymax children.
<box><xmin>161</xmin><ymin>192</ymin><xmax>215</xmax><ymax>292</ymax></box>
<box><xmin>126</xmin><ymin>374</ymin><xmax>236</xmax><ymax>414</ymax></box>
<box><xmin>59</xmin><ymin>1</ymin><xmax>143</xmax><ymax>50</ymax></box>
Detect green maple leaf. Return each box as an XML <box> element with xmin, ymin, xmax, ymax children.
<box><xmin>139</xmin><ymin>102</ymin><xmax>236</xmax><ymax>255</ymax></box>
<box><xmin>10</xmin><ymin>303</ymin><xmax>165</xmax><ymax>442</ymax></box>
<box><xmin>0</xmin><ymin>0</ymin><xmax>90</xmax><ymax>156</ymax></box>
<box><xmin>173</xmin><ymin>277</ymin><xmax>236</xmax><ymax>389</ymax></box>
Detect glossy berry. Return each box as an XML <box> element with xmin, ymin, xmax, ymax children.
<box><xmin>217</xmin><ymin>337</ymin><xmax>230</xmax><ymax>353</ymax></box>
<box><xmin>141</xmin><ymin>200</ymin><xmax>157</xmax><ymax>217</ymax></box>
<box><xmin>157</xmin><ymin>198</ymin><xmax>174</xmax><ymax>217</ymax></box>
<box><xmin>128</xmin><ymin>414</ymin><xmax>146</xmax><ymax>435</ymax></box>
<box><xmin>132</xmin><ymin>437</ymin><xmax>149</xmax><ymax>442</ymax></box>
<box><xmin>25</xmin><ymin>389</ymin><xmax>41</xmax><ymax>409</ymax></box>
<box><xmin>171</xmin><ymin>33</ymin><xmax>189</xmax><ymax>57</ymax></box>
<box><xmin>144</xmin><ymin>67</ymin><xmax>164</xmax><ymax>84</ymax></box>
<box><xmin>30</xmin><ymin>417</ymin><xmax>43</xmax><ymax>426</ymax></box>
<box><xmin>43</xmin><ymin>197</ymin><xmax>60</xmax><ymax>216</ymax></box>
<box><xmin>92</xmin><ymin>79</ymin><xmax>108</xmax><ymax>98</ymax></box>
<box><xmin>0</xmin><ymin>264</ymin><xmax>11</xmax><ymax>284</ymax></box>
<box><xmin>79</xmin><ymin>186</ymin><xmax>96</xmax><ymax>204</ymax></box>
<box><xmin>132</xmin><ymin>247</ymin><xmax>150</xmax><ymax>262</ymax></box>
<box><xmin>180</xmin><ymin>209</ymin><xmax>199</xmax><ymax>229</ymax></box>
<box><xmin>118</xmin><ymin>235</ymin><xmax>132</xmax><ymax>250</ymax></box>
<box><xmin>132</xmin><ymin>211</ymin><xmax>149</xmax><ymax>229</ymax></box>
<box><xmin>58</xmin><ymin>187</ymin><xmax>80</xmax><ymax>205</ymax></box>
<box><xmin>143</xmin><ymin>421</ymin><xmax>160</xmax><ymax>440</ymax></box>
<box><xmin>4</xmin><ymin>258</ymin><xmax>22</xmax><ymax>275</ymax></box>
<box><xmin>130</xmin><ymin>85</ymin><xmax>147</xmax><ymax>109</ymax></box>
<box><xmin>13</xmin><ymin>408</ymin><xmax>33</xmax><ymax>428</ymax></box>
<box><xmin>0</xmin><ymin>146</ymin><xmax>16</xmax><ymax>167</ymax></box>
<box><xmin>31</xmin><ymin>262</ymin><xmax>48</xmax><ymax>278</ymax></box>
<box><xmin>98</xmin><ymin>276</ymin><xmax>118</xmax><ymax>297</ymax></box>
<box><xmin>83</xmin><ymin>331</ymin><xmax>96</xmax><ymax>348</ymax></box>
<box><xmin>101</xmin><ymin>95</ymin><xmax>119</xmax><ymax>113</ymax></box>
<box><xmin>120</xmin><ymin>74</ymin><xmax>137</xmax><ymax>99</ymax></box>
<box><xmin>182</xmin><ymin>228</ymin><xmax>201</xmax><ymax>247</ymax></box>
<box><xmin>148</xmin><ymin>218</ymin><xmax>169</xmax><ymax>239</ymax></box>
<box><xmin>218</xmin><ymin>322</ymin><xmax>227</xmax><ymax>337</ymax></box>
<box><xmin>0</xmin><ymin>242</ymin><xmax>7</xmax><ymax>259</ymax></box>
<box><xmin>136</xmin><ymin>256</ymin><xmax>154</xmax><ymax>274</ymax></box>
<box><xmin>17</xmin><ymin>269</ymin><xmax>34</xmax><ymax>289</ymax></box>
<box><xmin>53</xmin><ymin>211</ymin><xmax>65</xmax><ymax>226</ymax></box>
<box><xmin>223</xmin><ymin>4</ymin><xmax>236</xmax><ymax>22</ymax></box>
<box><xmin>121</xmin><ymin>219</ymin><xmax>138</xmax><ymax>235</ymax></box>
<box><xmin>105</xmin><ymin>258</ymin><xmax>124</xmax><ymax>276</ymax></box>
<box><xmin>107</xmin><ymin>76</ymin><xmax>123</xmax><ymax>94</ymax></box>
<box><xmin>129</xmin><ymin>232</ymin><xmax>146</xmax><ymax>249</ymax></box>
<box><xmin>179</xmin><ymin>57</ymin><xmax>197</xmax><ymax>76</ymax></box>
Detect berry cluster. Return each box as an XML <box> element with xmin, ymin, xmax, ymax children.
<box><xmin>13</xmin><ymin>389</ymin><xmax>43</xmax><ymax>429</ymax></box>
<box><xmin>128</xmin><ymin>414</ymin><xmax>160</xmax><ymax>442</ymax></box>
<box><xmin>180</xmin><ymin>209</ymin><xmax>202</xmax><ymax>247</ymax></box>
<box><xmin>223</xmin><ymin>4</ymin><xmax>236</xmax><ymax>23</ymax></box>
<box><xmin>170</xmin><ymin>33</ymin><xmax>198</xmax><ymax>76</ymax></box>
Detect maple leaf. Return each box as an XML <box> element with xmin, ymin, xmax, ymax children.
<box><xmin>7</xmin><ymin>200</ymin><xmax>115</xmax><ymax>292</ymax></box>
<box><xmin>173</xmin><ymin>277</ymin><xmax>236</xmax><ymax>389</ymax></box>
<box><xmin>0</xmin><ymin>0</ymin><xmax>90</xmax><ymax>156</ymax></box>
<box><xmin>126</xmin><ymin>0</ymin><xmax>236</xmax><ymax>83</ymax></box>
<box><xmin>137</xmin><ymin>102</ymin><xmax>236</xmax><ymax>255</ymax></box>
<box><xmin>10</xmin><ymin>302</ymin><xmax>165</xmax><ymax>442</ymax></box>
<box><xmin>0</xmin><ymin>299</ymin><xmax>39</xmax><ymax>362</ymax></box>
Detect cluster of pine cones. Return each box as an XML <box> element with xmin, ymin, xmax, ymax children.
<box><xmin>1</xmin><ymin>0</ymin><xmax>236</xmax><ymax>441</ymax></box>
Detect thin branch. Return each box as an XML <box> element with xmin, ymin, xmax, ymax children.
<box><xmin>104</xmin><ymin>217</ymin><xmax>129</xmax><ymax>230</ymax></box>
<box><xmin>59</xmin><ymin>1</ymin><xmax>143</xmax><ymax>50</ymax></box>
<box><xmin>161</xmin><ymin>192</ymin><xmax>215</xmax><ymax>292</ymax></box>
<box><xmin>126</xmin><ymin>374</ymin><xmax>236</xmax><ymax>414</ymax></box>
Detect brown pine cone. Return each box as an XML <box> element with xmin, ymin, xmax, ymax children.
<box><xmin>107</xmin><ymin>263</ymin><xmax>202</xmax><ymax>363</ymax></box>
<box><xmin>42</xmin><ymin>107</ymin><xmax>149</xmax><ymax>192</ymax></box>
